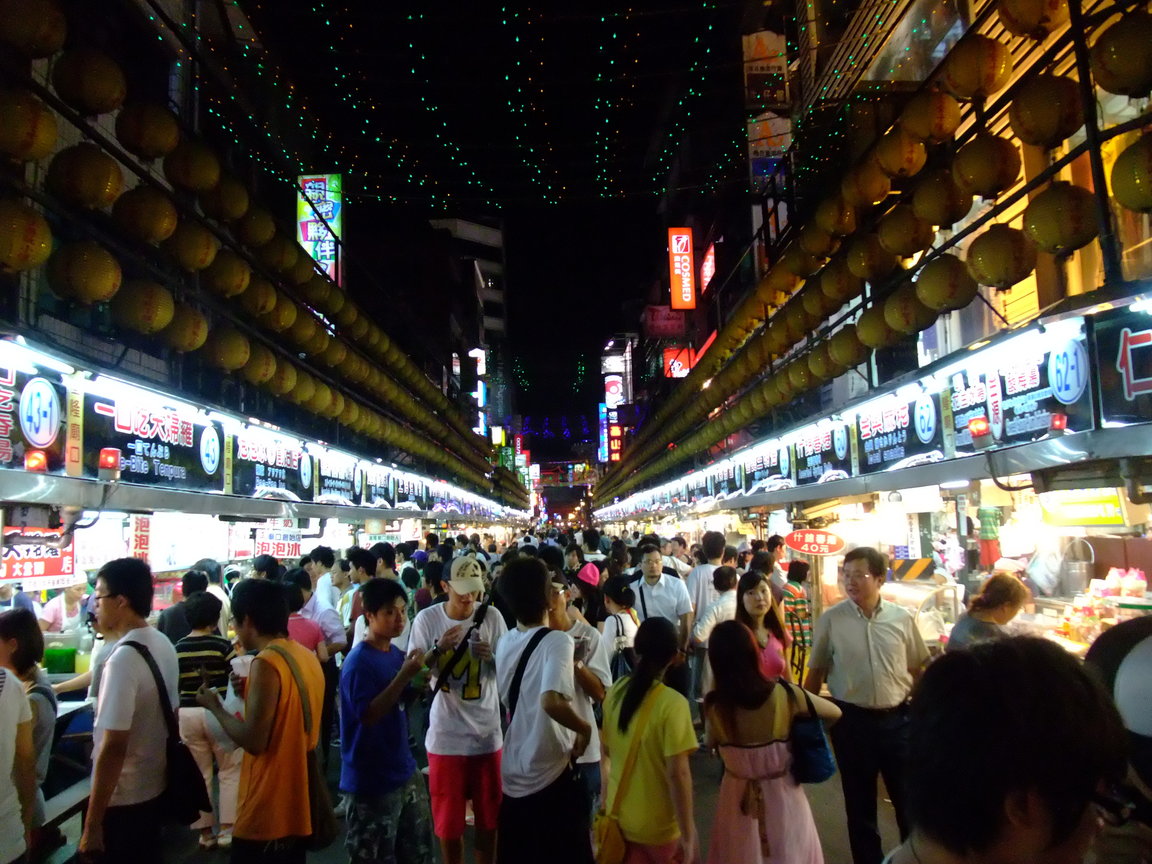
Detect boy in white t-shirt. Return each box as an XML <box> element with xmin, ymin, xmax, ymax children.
<box><xmin>408</xmin><ymin>557</ymin><xmax>507</xmax><ymax>864</ymax></box>
<box><xmin>80</xmin><ymin>558</ymin><xmax>181</xmax><ymax>864</ymax></box>
<box><xmin>494</xmin><ymin>558</ymin><xmax>593</xmax><ymax>864</ymax></box>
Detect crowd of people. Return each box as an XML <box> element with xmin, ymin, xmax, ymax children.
<box><xmin>0</xmin><ymin>526</ymin><xmax>1150</xmax><ymax>864</ymax></box>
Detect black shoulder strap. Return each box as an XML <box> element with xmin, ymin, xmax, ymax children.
<box><xmin>435</xmin><ymin>599</ymin><xmax>493</xmax><ymax>694</ymax></box>
<box><xmin>507</xmin><ymin>628</ymin><xmax>550</xmax><ymax>722</ymax></box>
<box><xmin>638</xmin><ymin>582</ymin><xmax>649</xmax><ymax>620</ymax></box>
<box><xmin>122</xmin><ymin>640</ymin><xmax>179</xmax><ymax>743</ymax></box>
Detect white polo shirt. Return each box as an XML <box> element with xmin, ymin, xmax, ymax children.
<box><xmin>685</xmin><ymin>563</ymin><xmax>720</xmax><ymax>616</ymax></box>
<box><xmin>809</xmin><ymin>598</ymin><xmax>929</xmax><ymax>709</ymax></box>
<box><xmin>634</xmin><ymin>574</ymin><xmax>693</xmax><ymax>625</ymax></box>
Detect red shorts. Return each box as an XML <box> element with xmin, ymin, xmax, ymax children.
<box><xmin>427</xmin><ymin>751</ymin><xmax>502</xmax><ymax>839</ymax></box>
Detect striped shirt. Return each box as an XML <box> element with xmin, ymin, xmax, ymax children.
<box><xmin>782</xmin><ymin>581</ymin><xmax>813</xmax><ymax>648</ymax></box>
<box><xmin>174</xmin><ymin>633</ymin><xmax>235</xmax><ymax>708</ymax></box>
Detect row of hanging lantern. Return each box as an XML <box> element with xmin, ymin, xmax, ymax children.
<box><xmin>597</xmin><ymin>0</ymin><xmax>1152</xmax><ymax>504</ymax></box>
<box><xmin>0</xmin><ymin>0</ymin><xmax>496</xmax><ymax>490</ymax></box>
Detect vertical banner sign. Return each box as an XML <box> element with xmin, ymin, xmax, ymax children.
<box><xmin>668</xmin><ymin>228</ymin><xmax>696</xmax><ymax>310</ymax></box>
<box><xmin>297</xmin><ymin>174</ymin><xmax>343</xmax><ymax>285</ymax></box>
<box><xmin>597</xmin><ymin>403</ymin><xmax>609</xmax><ymax>463</ymax></box>
<box><xmin>700</xmin><ymin>244</ymin><xmax>716</xmax><ymax>294</ymax></box>
<box><xmin>604</xmin><ymin>374</ymin><xmax>625</xmax><ymax>409</ymax></box>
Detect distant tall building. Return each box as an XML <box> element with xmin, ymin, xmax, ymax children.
<box><xmin>429</xmin><ymin>218</ymin><xmax>514</xmax><ymax>434</ymax></box>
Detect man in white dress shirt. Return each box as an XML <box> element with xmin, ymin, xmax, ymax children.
<box><xmin>632</xmin><ymin>544</ymin><xmax>693</xmax><ymax>698</ymax></box>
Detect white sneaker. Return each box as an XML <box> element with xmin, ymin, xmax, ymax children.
<box><xmin>333</xmin><ymin>797</ymin><xmax>349</xmax><ymax>819</ymax></box>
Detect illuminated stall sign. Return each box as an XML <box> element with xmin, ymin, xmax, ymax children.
<box><xmin>231</xmin><ymin>432</ymin><xmax>313</xmax><ymax>501</ymax></box>
<box><xmin>1094</xmin><ymin>306</ymin><xmax>1152</xmax><ymax>425</ymax></box>
<box><xmin>597</xmin><ymin>403</ymin><xmax>609</xmax><ymax>464</ymax></box>
<box><xmin>297</xmin><ymin>174</ymin><xmax>343</xmax><ymax>285</ymax></box>
<box><xmin>81</xmin><ymin>393</ymin><xmax>226</xmax><ymax>491</ymax></box>
<box><xmin>742</xmin><ymin>442</ymin><xmax>795</xmax><ymax>493</ymax></box>
<box><xmin>0</xmin><ymin>367</ymin><xmax>67</xmax><ymax>473</ymax></box>
<box><xmin>362</xmin><ymin>464</ymin><xmax>396</xmax><ymax>508</ymax></box>
<box><xmin>707</xmin><ymin>461</ymin><xmax>743</xmax><ymax>499</ymax></box>
<box><xmin>255</xmin><ymin>519</ymin><xmax>302</xmax><ymax>560</ymax></box>
<box><xmin>663</xmin><ymin>347</ymin><xmax>695</xmax><ymax>379</ymax></box>
<box><xmin>606</xmin><ymin>406</ymin><xmax>624</xmax><ymax>463</ymax></box>
<box><xmin>393</xmin><ymin>472</ymin><xmax>431</xmax><ymax>511</ymax></box>
<box><xmin>857</xmin><ymin>392</ymin><xmax>946</xmax><ymax>474</ymax></box>
<box><xmin>1</xmin><ymin>527</ymin><xmax>76</xmax><ymax>589</ymax></box>
<box><xmin>950</xmin><ymin>335</ymin><xmax>1092</xmax><ymax>453</ymax></box>
<box><xmin>667</xmin><ymin>228</ymin><xmax>696</xmax><ymax>310</ymax></box>
<box><xmin>700</xmin><ymin>244</ymin><xmax>716</xmax><ymax>294</ymax></box>
<box><xmin>794</xmin><ymin>421</ymin><xmax>854</xmax><ymax>485</ymax></box>
<box><xmin>314</xmin><ymin>449</ymin><xmax>358</xmax><ymax>503</ymax></box>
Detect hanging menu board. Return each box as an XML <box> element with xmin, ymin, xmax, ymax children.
<box><xmin>230</xmin><ymin>430</ymin><xmax>313</xmax><ymax>501</ymax></box>
<box><xmin>856</xmin><ymin>392</ymin><xmax>947</xmax><ymax>474</ymax></box>
<box><xmin>362</xmin><ymin>464</ymin><xmax>396</xmax><ymax>508</ymax></box>
<box><xmin>795</xmin><ymin>421</ymin><xmax>854</xmax><ymax>485</ymax></box>
<box><xmin>314</xmin><ymin>449</ymin><xmax>359</xmax><ymax>503</ymax></box>
<box><xmin>76</xmin><ymin>392</ymin><xmax>226</xmax><ymax>491</ymax></box>
<box><xmin>742</xmin><ymin>442</ymin><xmax>795</xmax><ymax>493</ymax></box>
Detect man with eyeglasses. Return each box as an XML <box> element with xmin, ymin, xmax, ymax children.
<box><xmin>79</xmin><ymin>558</ymin><xmax>180</xmax><ymax>864</ymax></box>
<box><xmin>805</xmin><ymin>546</ymin><xmax>929</xmax><ymax>864</ymax></box>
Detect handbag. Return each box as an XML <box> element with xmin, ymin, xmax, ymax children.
<box><xmin>593</xmin><ymin>684</ymin><xmax>662</xmax><ymax>864</ymax></box>
<box><xmin>263</xmin><ymin>644</ymin><xmax>340</xmax><ymax>851</ymax></box>
<box><xmin>784</xmin><ymin>682</ymin><xmax>837</xmax><ymax>784</ymax></box>
<box><xmin>121</xmin><ymin>641</ymin><xmax>212</xmax><ymax>825</ymax></box>
<box><xmin>608</xmin><ymin>614</ymin><xmax>635</xmax><ymax>680</ymax></box>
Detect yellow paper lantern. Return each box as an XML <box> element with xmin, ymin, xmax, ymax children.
<box><xmin>847</xmin><ymin>235</ymin><xmax>897</xmax><ymax>280</ymax></box>
<box><xmin>240</xmin><ymin>343</ymin><xmax>277</xmax><ymax>385</ymax></box>
<box><xmin>112</xmin><ymin>185</ymin><xmax>178</xmax><ymax>245</ymax></box>
<box><xmin>820</xmin><ymin>257</ymin><xmax>864</xmax><ymax>304</ymax></box>
<box><xmin>999</xmin><ymin>0</ymin><xmax>1068</xmax><ymax>38</ymax></box>
<box><xmin>302</xmin><ymin>275</ymin><xmax>331</xmax><ymax>309</ymax></box>
<box><xmin>808</xmin><ymin>341</ymin><xmax>846</xmax><ymax>382</ymax></box>
<box><xmin>288</xmin><ymin>311</ymin><xmax>319</xmax><ymax>348</ymax></box>
<box><xmin>781</xmin><ymin>244</ymin><xmax>824</xmax><ymax>277</ymax></box>
<box><xmin>260</xmin><ymin>293</ymin><xmax>298</xmax><ymax>332</ymax></box>
<box><xmin>114</xmin><ymin>102</ymin><xmax>179</xmax><ymax>160</ymax></box>
<box><xmin>302</xmin><ymin>328</ymin><xmax>331</xmax><ymax>356</ymax></box>
<box><xmin>884</xmin><ymin>283</ymin><xmax>938</xmax><ymax>334</ymax></box>
<box><xmin>163</xmin><ymin>304</ymin><xmax>209</xmax><ymax>352</ymax></box>
<box><xmin>0</xmin><ymin>199</ymin><xmax>51</xmax><ymax>272</ymax></box>
<box><xmin>334</xmin><ymin>301</ymin><xmax>359</xmax><ymax>329</ymax></box>
<box><xmin>878</xmin><ymin>205</ymin><xmax>936</xmax><ymax>257</ymax></box>
<box><xmin>966</xmin><ymin>224</ymin><xmax>1038</xmax><ymax>288</ymax></box>
<box><xmin>51</xmin><ymin>49</ymin><xmax>126</xmax><ymax>115</ymax></box>
<box><xmin>0</xmin><ymin>88</ymin><xmax>57</xmax><ymax>162</ymax></box>
<box><xmin>321</xmin><ymin>339</ymin><xmax>348</xmax><ymax>367</ymax></box>
<box><xmin>292</xmin><ymin>371</ymin><xmax>316</xmax><ymax>405</ymax></box>
<box><xmin>340</xmin><ymin>400</ymin><xmax>361</xmax><ymax>428</ymax></box>
<box><xmin>47</xmin><ymin>143</ymin><xmax>123</xmax><ymax>209</ymax></box>
<box><xmin>802</xmin><ymin>284</ymin><xmax>838</xmax><ymax>322</ymax></box>
<box><xmin>829</xmin><ymin>326</ymin><xmax>870</xmax><ymax>367</ymax></box>
<box><xmin>1090</xmin><ymin>11</ymin><xmax>1152</xmax><ymax>98</ymax></box>
<box><xmin>1009</xmin><ymin>75</ymin><xmax>1083</xmax><ymax>148</ymax></box>
<box><xmin>320</xmin><ymin>286</ymin><xmax>346</xmax><ymax>317</ymax></box>
<box><xmin>0</xmin><ymin>0</ymin><xmax>66</xmax><ymax>58</ymax></box>
<box><xmin>203</xmin><ymin>249</ymin><xmax>251</xmax><ymax>298</ymax></box>
<box><xmin>1111</xmin><ymin>133</ymin><xmax>1152</xmax><ymax>212</ymax></box>
<box><xmin>47</xmin><ymin>240</ymin><xmax>121</xmax><ymax>304</ymax></box>
<box><xmin>1023</xmin><ymin>181</ymin><xmax>1099</xmax><ymax>254</ymax></box>
<box><xmin>257</xmin><ymin>233</ymin><xmax>298</xmax><ymax>274</ymax></box>
<box><xmin>239</xmin><ymin>277</ymin><xmax>277</xmax><ymax>317</ymax></box>
<box><xmin>306</xmin><ymin>383</ymin><xmax>333</xmax><ymax>415</ymax></box>
<box><xmin>779</xmin><ymin>302</ymin><xmax>811</xmax><ymax>345</ymax></box>
<box><xmin>953</xmin><ymin>134</ymin><xmax>1021</xmax><ymax>197</ymax></box>
<box><xmin>264</xmin><ymin>361</ymin><xmax>297</xmax><ymax>396</ymax></box>
<box><xmin>289</xmin><ymin>251</ymin><xmax>315</xmax><ymax>285</ymax></box>
<box><xmin>111</xmin><ymin>280</ymin><xmax>173</xmax><ymax>334</ymax></box>
<box><xmin>788</xmin><ymin>361</ymin><xmax>814</xmax><ymax>394</ymax></box>
<box><xmin>798</xmin><ymin>224</ymin><xmax>841</xmax><ymax>258</ymax></box>
<box><xmin>348</xmin><ymin>316</ymin><xmax>370</xmax><ymax>341</ymax></box>
<box><xmin>842</xmin><ymin>161</ymin><xmax>892</xmax><ymax>208</ymax></box>
<box><xmin>874</xmin><ymin>128</ymin><xmax>928</xmax><ymax>179</ymax></box>
<box><xmin>941</xmin><ymin>35</ymin><xmax>1013</xmax><ymax>100</ymax></box>
<box><xmin>199</xmin><ymin>175</ymin><xmax>250</xmax><ymax>223</ymax></box>
<box><xmin>202</xmin><ymin>326</ymin><xmax>251</xmax><ymax>371</ymax></box>
<box><xmin>163</xmin><ymin>141</ymin><xmax>220</xmax><ymax>193</ymax></box>
<box><xmin>164</xmin><ymin>221</ymin><xmax>218</xmax><ymax>271</ymax></box>
<box><xmin>857</xmin><ymin>304</ymin><xmax>899</xmax><ymax>349</ymax></box>
<box><xmin>814</xmin><ymin>197</ymin><xmax>857</xmax><ymax>236</ymax></box>
<box><xmin>237</xmin><ymin>207</ymin><xmax>275</xmax><ymax>247</ymax></box>
<box><xmin>915</xmin><ymin>254</ymin><xmax>979</xmax><ymax>311</ymax></box>
<box><xmin>325</xmin><ymin>391</ymin><xmax>345</xmax><ymax>421</ymax></box>
<box><xmin>912</xmin><ymin>169</ymin><xmax>973</xmax><ymax>227</ymax></box>
<box><xmin>899</xmin><ymin>91</ymin><xmax>962</xmax><ymax>143</ymax></box>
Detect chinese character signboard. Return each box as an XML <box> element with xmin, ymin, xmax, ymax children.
<box><xmin>663</xmin><ymin>347</ymin><xmax>695</xmax><ymax>379</ymax></box>
<box><xmin>231</xmin><ymin>431</ymin><xmax>313</xmax><ymax>501</ymax></box>
<box><xmin>642</xmin><ymin>306</ymin><xmax>687</xmax><ymax>340</ymax></box>
<box><xmin>255</xmin><ymin>519</ymin><xmax>302</xmax><ymax>561</ymax></box>
<box><xmin>857</xmin><ymin>393</ymin><xmax>946</xmax><ymax>474</ymax></box>
<box><xmin>0</xmin><ymin>366</ymin><xmax>67</xmax><ymax>473</ymax></box>
<box><xmin>606</xmin><ymin>406</ymin><xmax>624</xmax><ymax>463</ymax></box>
<box><xmin>597</xmin><ymin>403</ymin><xmax>609</xmax><ymax>464</ymax></box>
<box><xmin>667</xmin><ymin>228</ymin><xmax>696</xmax><ymax>310</ymax></box>
<box><xmin>1094</xmin><ymin>307</ymin><xmax>1152</xmax><ymax>426</ymax></box>
<box><xmin>1</xmin><ymin>527</ymin><xmax>76</xmax><ymax>590</ymax></box>
<box><xmin>315</xmin><ymin>449</ymin><xmax>358</xmax><ymax>503</ymax></box>
<box><xmin>297</xmin><ymin>174</ymin><xmax>343</xmax><ymax>285</ymax></box>
<box><xmin>950</xmin><ymin>332</ymin><xmax>1092</xmax><ymax>453</ymax></box>
<box><xmin>794</xmin><ymin>422</ymin><xmax>854</xmax><ymax>485</ymax></box>
<box><xmin>700</xmin><ymin>245</ymin><xmax>716</xmax><ymax>294</ymax></box>
<box><xmin>80</xmin><ymin>393</ymin><xmax>227</xmax><ymax>492</ymax></box>
<box><xmin>743</xmin><ymin>30</ymin><xmax>789</xmax><ymax>109</ymax></box>
<box><xmin>784</xmin><ymin>529</ymin><xmax>845</xmax><ymax>556</ymax></box>
<box><xmin>742</xmin><ymin>442</ymin><xmax>795</xmax><ymax>493</ymax></box>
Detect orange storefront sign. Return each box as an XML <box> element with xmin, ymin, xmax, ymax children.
<box><xmin>668</xmin><ymin>228</ymin><xmax>696</xmax><ymax>310</ymax></box>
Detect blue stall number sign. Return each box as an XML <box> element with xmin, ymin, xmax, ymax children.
<box><xmin>1048</xmin><ymin>339</ymin><xmax>1089</xmax><ymax>406</ymax></box>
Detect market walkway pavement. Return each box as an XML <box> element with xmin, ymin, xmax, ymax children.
<box><xmin>57</xmin><ymin>748</ymin><xmax>900</xmax><ymax>863</ymax></box>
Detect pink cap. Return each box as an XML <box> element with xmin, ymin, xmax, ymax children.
<box><xmin>575</xmin><ymin>563</ymin><xmax>601</xmax><ymax>587</ymax></box>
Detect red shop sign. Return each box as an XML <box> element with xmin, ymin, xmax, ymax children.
<box><xmin>1</xmin><ymin>527</ymin><xmax>77</xmax><ymax>589</ymax></box>
<box><xmin>784</xmin><ymin>529</ymin><xmax>846</xmax><ymax>556</ymax></box>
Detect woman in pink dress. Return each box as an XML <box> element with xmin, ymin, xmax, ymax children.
<box><xmin>704</xmin><ymin>621</ymin><xmax>841</xmax><ymax>864</ymax></box>
<box><xmin>736</xmin><ymin>571</ymin><xmax>792</xmax><ymax>680</ymax></box>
